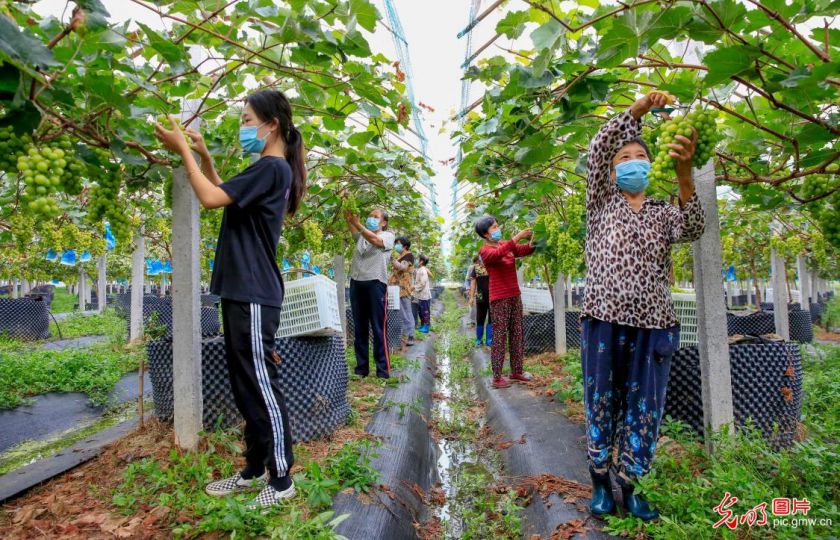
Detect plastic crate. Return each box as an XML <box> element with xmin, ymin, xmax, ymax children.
<box><xmin>277</xmin><ymin>275</ymin><xmax>342</xmax><ymax>338</ymax></box>
<box><xmin>672</xmin><ymin>293</ymin><xmax>698</xmax><ymax>347</ymax></box>
<box><xmin>521</xmin><ymin>287</ymin><xmax>553</xmax><ymax>314</ymax></box>
<box><xmin>388</xmin><ymin>285</ymin><xmax>401</xmax><ymax>310</ymax></box>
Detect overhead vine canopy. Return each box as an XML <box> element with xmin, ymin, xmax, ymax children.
<box><xmin>450</xmin><ymin>0</ymin><xmax>838</xmax><ymax>278</ymax></box>
<box><xmin>0</xmin><ymin>0</ymin><xmax>439</xmax><ymax>277</ymax></box>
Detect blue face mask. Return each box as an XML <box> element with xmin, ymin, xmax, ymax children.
<box><xmin>366</xmin><ymin>216</ymin><xmax>380</xmax><ymax>232</ymax></box>
<box><xmin>239</xmin><ymin>122</ymin><xmax>269</xmax><ymax>154</ymax></box>
<box><xmin>615</xmin><ymin>159</ymin><xmax>651</xmax><ymax>194</ymax></box>
<box><xmin>490</xmin><ymin>229</ymin><xmax>502</xmax><ymax>241</ymax></box>
<box><xmin>394</xmin><ymin>243</ymin><xmax>404</xmax><ymax>253</ymax></box>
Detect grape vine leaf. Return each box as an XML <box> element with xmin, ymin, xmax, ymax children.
<box><xmin>350</xmin><ymin>0</ymin><xmax>379</xmax><ymax>33</ymax></box>
<box><xmin>702</xmin><ymin>45</ymin><xmax>759</xmax><ymax>86</ymax></box>
<box><xmin>0</xmin><ymin>16</ymin><xmax>60</xmax><ymax>70</ymax></box>
<box><xmin>0</xmin><ymin>64</ymin><xmax>21</xmax><ymax>100</ymax></box>
<box><xmin>597</xmin><ymin>19</ymin><xmax>640</xmax><ymax>68</ymax></box>
<box><xmin>497</xmin><ymin>10</ymin><xmax>530</xmax><ymax>39</ymax></box>
<box><xmin>531</xmin><ymin>19</ymin><xmax>565</xmax><ymax>52</ymax></box>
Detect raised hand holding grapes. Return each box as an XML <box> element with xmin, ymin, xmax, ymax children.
<box><xmin>184</xmin><ymin>128</ymin><xmax>209</xmax><ymax>158</ymax></box>
<box><xmin>513</xmin><ymin>228</ymin><xmax>532</xmax><ymax>243</ymax></box>
<box><xmin>154</xmin><ymin>115</ymin><xmax>190</xmax><ymax>155</ymax></box>
<box><xmin>667</xmin><ymin>129</ymin><xmax>698</xmax><ymax>178</ymax></box>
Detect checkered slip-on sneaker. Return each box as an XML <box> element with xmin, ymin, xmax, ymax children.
<box><xmin>246</xmin><ymin>482</ymin><xmax>297</xmax><ymax>510</ymax></box>
<box><xmin>205</xmin><ymin>471</ymin><xmax>268</xmax><ymax>497</ymax></box>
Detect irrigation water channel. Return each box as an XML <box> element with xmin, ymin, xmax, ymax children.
<box><xmin>429</xmin><ymin>303</ymin><xmax>513</xmax><ymax>538</ymax></box>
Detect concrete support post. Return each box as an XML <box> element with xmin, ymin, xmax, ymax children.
<box><xmin>85</xmin><ymin>273</ymin><xmax>92</xmax><ymax>305</ymax></box>
<box><xmin>797</xmin><ymin>255</ymin><xmax>810</xmax><ymax>308</ymax></box>
<box><xmin>771</xmin><ymin>249</ymin><xmax>790</xmax><ymax>340</ymax></box>
<box><xmin>170</xmin><ymin>85</ymin><xmax>204</xmax><ymax>450</ymax></box>
<box><xmin>130</xmin><ymin>228</ymin><xmax>145</xmax><ymax>343</ymax></box>
<box><xmin>78</xmin><ymin>269</ymin><xmax>86</xmax><ymax>311</ymax></box>
<box><xmin>726</xmin><ymin>280</ymin><xmax>734</xmax><ymax>310</ymax></box>
<box><xmin>554</xmin><ymin>272</ymin><xmax>567</xmax><ymax>356</ymax></box>
<box><xmin>691</xmin><ymin>162</ymin><xmax>735</xmax><ymax>451</ymax></box>
<box><xmin>171</xmin><ymin>167</ymin><xmax>203</xmax><ymax>450</ymax></box>
<box><xmin>334</xmin><ymin>254</ymin><xmax>346</xmax><ymax>333</ymax></box>
<box><xmin>98</xmin><ymin>255</ymin><xmax>107</xmax><ymax>313</ymax></box>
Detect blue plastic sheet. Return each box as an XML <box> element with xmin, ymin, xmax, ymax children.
<box><xmin>104</xmin><ymin>223</ymin><xmax>116</xmax><ymax>251</ymax></box>
<box><xmin>59</xmin><ymin>250</ymin><xmax>77</xmax><ymax>266</ymax></box>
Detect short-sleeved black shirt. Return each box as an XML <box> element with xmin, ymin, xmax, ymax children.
<box><xmin>210</xmin><ymin>156</ymin><xmax>291</xmax><ymax>308</ymax></box>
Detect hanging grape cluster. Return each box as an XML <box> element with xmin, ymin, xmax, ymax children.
<box><xmin>342</xmin><ymin>193</ymin><xmax>360</xmax><ymax>215</ymax></box>
<box><xmin>85</xmin><ymin>148</ymin><xmax>131</xmax><ymax>244</ymax></box>
<box><xmin>794</xmin><ymin>174</ymin><xmax>839</xmax><ymax>249</ymax></box>
<box><xmin>0</xmin><ymin>126</ymin><xmax>33</xmax><ymax>173</ymax></box>
<box><xmin>805</xmin><ymin>193</ymin><xmax>840</xmax><ymax>249</ymax></box>
<box><xmin>3</xmin><ymin>132</ymin><xmax>89</xmax><ymax>217</ymax></box>
<box><xmin>650</xmin><ymin>107</ymin><xmax>719</xmax><ymax>182</ymax></box>
<box><xmin>302</xmin><ymin>219</ymin><xmax>323</xmax><ymax>253</ymax></box>
<box><xmin>16</xmin><ymin>141</ymin><xmax>71</xmax><ymax>217</ymax></box>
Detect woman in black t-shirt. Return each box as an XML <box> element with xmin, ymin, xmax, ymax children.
<box><xmin>154</xmin><ymin>89</ymin><xmax>306</xmax><ymax>510</ymax></box>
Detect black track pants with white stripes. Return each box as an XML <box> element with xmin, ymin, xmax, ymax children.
<box><xmin>221</xmin><ymin>299</ymin><xmax>294</xmax><ymax>479</ymax></box>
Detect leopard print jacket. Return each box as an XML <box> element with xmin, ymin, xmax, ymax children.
<box><xmin>582</xmin><ymin>111</ymin><xmax>706</xmax><ymax>329</ymax></box>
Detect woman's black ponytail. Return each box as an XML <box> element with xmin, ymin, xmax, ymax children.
<box><xmin>246</xmin><ymin>89</ymin><xmax>307</xmax><ymax>216</ymax></box>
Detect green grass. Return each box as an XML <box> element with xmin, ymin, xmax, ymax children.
<box><xmin>0</xmin><ymin>307</ymin><xmax>137</xmax><ymax>409</ymax></box>
<box><xmin>800</xmin><ymin>344</ymin><xmax>840</xmax><ymax>438</ymax></box>
<box><xmin>522</xmin><ymin>361</ymin><xmax>552</xmax><ymax>377</ymax></box>
<box><xmin>821</xmin><ymin>296</ymin><xmax>840</xmax><ymax>330</ymax></box>
<box><xmin>0</xmin><ymin>339</ymin><xmax>143</xmax><ymax>409</ymax></box>
<box><xmin>49</xmin><ymin>286</ymin><xmax>78</xmax><ymax>314</ymax></box>
<box><xmin>543</xmin><ymin>325</ymin><xmax>840</xmax><ymax>538</ymax></box>
<box><xmin>548</xmin><ymin>350</ymin><xmax>584</xmax><ymax>404</ymax></box>
<box><xmin>50</xmin><ymin>309</ymin><xmax>125</xmax><ymax>341</ymax></box>
<box><xmin>603</xmin><ymin>343</ymin><xmax>840</xmax><ymax>539</ymax></box>
<box><xmin>604</xmin><ymin>420</ymin><xmax>839</xmax><ymax>539</ymax></box>
<box><xmin>111</xmin><ymin>429</ymin><xmax>379</xmax><ymax>538</ymax></box>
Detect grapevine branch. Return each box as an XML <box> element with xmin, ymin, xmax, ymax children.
<box><xmin>744</xmin><ymin>0</ymin><xmax>830</xmax><ymax>63</ymax></box>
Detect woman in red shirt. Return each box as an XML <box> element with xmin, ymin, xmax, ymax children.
<box><xmin>476</xmin><ymin>216</ymin><xmax>536</xmax><ymax>388</ymax></box>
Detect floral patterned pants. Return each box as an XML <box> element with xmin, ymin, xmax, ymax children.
<box><xmin>489</xmin><ymin>296</ymin><xmax>525</xmax><ymax>378</ymax></box>
<box><xmin>581</xmin><ymin>317</ymin><xmax>678</xmax><ymax>487</ymax></box>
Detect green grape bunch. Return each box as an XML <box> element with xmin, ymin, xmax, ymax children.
<box><xmin>342</xmin><ymin>193</ymin><xmax>360</xmax><ymax>215</ymax></box>
<box><xmin>804</xmin><ymin>187</ymin><xmax>840</xmax><ymax>250</ymax></box>
<box><xmin>54</xmin><ymin>135</ymin><xmax>86</xmax><ymax>195</ymax></box>
<box><xmin>302</xmin><ymin>219</ymin><xmax>323</xmax><ymax>253</ymax></box>
<box><xmin>17</xmin><ymin>143</ymin><xmax>69</xmax><ymax>217</ymax></box>
<box><xmin>797</xmin><ymin>174</ymin><xmax>837</xmax><ymax>201</ymax></box>
<box><xmin>649</xmin><ymin>107</ymin><xmax>720</xmax><ymax>183</ymax></box>
<box><xmin>85</xmin><ymin>148</ymin><xmax>131</xmax><ymax>244</ymax></box>
<box><xmin>0</xmin><ymin>126</ymin><xmax>33</xmax><ymax>173</ymax></box>
<box><xmin>9</xmin><ymin>134</ymin><xmax>89</xmax><ymax>217</ymax></box>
